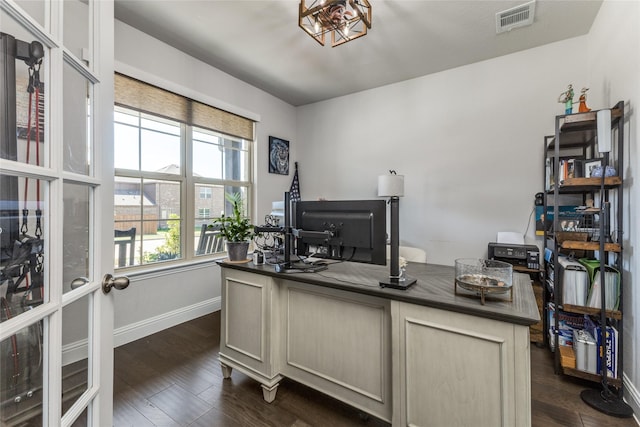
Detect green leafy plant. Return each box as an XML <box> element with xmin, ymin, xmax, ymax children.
<box><xmin>213</xmin><ymin>192</ymin><xmax>254</xmax><ymax>242</ymax></box>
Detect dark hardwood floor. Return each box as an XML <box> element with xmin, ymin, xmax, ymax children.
<box><xmin>113</xmin><ymin>312</ymin><xmax>638</xmax><ymax>427</ymax></box>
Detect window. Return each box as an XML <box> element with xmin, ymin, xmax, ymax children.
<box><xmin>199</xmin><ymin>187</ymin><xmax>212</xmax><ymax>199</ymax></box>
<box><xmin>113</xmin><ymin>75</ymin><xmax>254</xmax><ymax>268</ymax></box>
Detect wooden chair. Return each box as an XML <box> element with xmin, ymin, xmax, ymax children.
<box><xmin>196</xmin><ymin>224</ymin><xmax>225</xmax><ymax>255</ymax></box>
<box><xmin>115</xmin><ymin>227</ymin><xmax>136</xmax><ymax>267</ymax></box>
<box><xmin>386</xmin><ymin>245</ymin><xmax>427</xmax><ymax>263</ymax></box>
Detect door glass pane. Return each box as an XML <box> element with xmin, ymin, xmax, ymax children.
<box><xmin>61</xmin><ymin>295</ymin><xmax>90</xmax><ymax>418</ymax></box>
<box><xmin>63</xmin><ymin>182</ymin><xmax>90</xmax><ymax>293</ymax></box>
<box><xmin>0</xmin><ymin>174</ymin><xmax>47</xmax><ymax>312</ymax></box>
<box><xmin>14</xmin><ymin>1</ymin><xmax>46</xmax><ymax>28</ymax></box>
<box><xmin>0</xmin><ymin>320</ymin><xmax>44</xmax><ymax>426</ymax></box>
<box><xmin>63</xmin><ymin>60</ymin><xmax>92</xmax><ymax>175</ymax></box>
<box><xmin>63</xmin><ymin>0</ymin><xmax>90</xmax><ymax>64</ymax></box>
<box><xmin>71</xmin><ymin>407</ymin><xmax>88</xmax><ymax>427</ymax></box>
<box><xmin>0</xmin><ymin>19</ymin><xmax>47</xmax><ymax>167</ymax></box>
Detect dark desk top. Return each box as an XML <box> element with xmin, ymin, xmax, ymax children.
<box><xmin>218</xmin><ymin>261</ymin><xmax>540</xmax><ymax>326</ymax></box>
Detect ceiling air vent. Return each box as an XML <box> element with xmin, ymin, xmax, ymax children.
<box><xmin>496</xmin><ymin>1</ymin><xmax>536</xmax><ymax>34</ymax></box>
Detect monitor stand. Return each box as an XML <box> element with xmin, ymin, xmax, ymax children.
<box><xmin>380</xmin><ymin>276</ymin><xmax>417</xmax><ymax>290</ymax></box>
<box><xmin>275</xmin><ymin>262</ymin><xmax>328</xmax><ymax>274</ymax></box>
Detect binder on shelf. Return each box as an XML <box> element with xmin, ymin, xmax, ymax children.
<box><xmin>578</xmin><ymin>259</ymin><xmax>620</xmax><ymax>311</ymax></box>
<box><xmin>595</xmin><ymin>325</ymin><xmax>618</xmax><ymax>378</ymax></box>
<box><xmin>558</xmin><ymin>257</ymin><xmax>589</xmax><ymax>306</ymax></box>
<box><xmin>584</xmin><ymin>317</ymin><xmax>619</xmax><ymax>379</ymax></box>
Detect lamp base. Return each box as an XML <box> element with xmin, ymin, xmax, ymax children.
<box><xmin>380</xmin><ymin>276</ymin><xmax>417</xmax><ymax>290</ymax></box>
<box><xmin>580</xmin><ymin>388</ymin><xmax>634</xmax><ymax>418</ymax></box>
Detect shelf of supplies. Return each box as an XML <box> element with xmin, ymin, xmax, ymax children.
<box><xmin>560</xmin><ymin>240</ymin><xmax>621</xmax><ymax>253</ymax></box>
<box><xmin>561</xmin><ymin>176</ymin><xmax>621</xmax><ymax>188</ymax></box>
<box><xmin>561</xmin><ymin>366</ymin><xmax>622</xmax><ymax>387</ymax></box>
<box><xmin>561</xmin><ymin>304</ymin><xmax>622</xmax><ymax>320</ymax></box>
<box><xmin>546</xmin><ymin>177</ymin><xmax>622</xmax><ymax>194</ymax></box>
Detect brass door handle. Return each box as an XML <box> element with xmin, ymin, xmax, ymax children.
<box><xmin>102</xmin><ymin>274</ymin><xmax>130</xmax><ymax>294</ymax></box>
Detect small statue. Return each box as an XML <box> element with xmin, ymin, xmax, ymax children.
<box><xmin>558</xmin><ymin>84</ymin><xmax>574</xmax><ymax>114</ymax></box>
<box><xmin>578</xmin><ymin>87</ymin><xmax>591</xmax><ymax>112</ymax></box>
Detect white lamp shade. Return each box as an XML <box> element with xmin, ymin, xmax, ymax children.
<box><xmin>378</xmin><ymin>174</ymin><xmax>404</xmax><ymax>197</ymax></box>
<box><xmin>597</xmin><ymin>109</ymin><xmax>612</xmax><ymax>153</ymax></box>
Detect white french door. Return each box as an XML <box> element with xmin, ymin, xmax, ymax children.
<box><xmin>0</xmin><ymin>0</ymin><xmax>117</xmax><ymax>426</ymax></box>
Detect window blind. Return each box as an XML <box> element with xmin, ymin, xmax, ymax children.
<box><xmin>114</xmin><ymin>73</ymin><xmax>254</xmax><ymax>141</ymax></box>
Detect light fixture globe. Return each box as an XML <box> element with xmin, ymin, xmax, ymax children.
<box><xmin>299</xmin><ymin>0</ymin><xmax>372</xmax><ymax>47</ymax></box>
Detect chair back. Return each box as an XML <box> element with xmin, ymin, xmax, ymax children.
<box><xmin>115</xmin><ymin>227</ymin><xmax>136</xmax><ymax>267</ymax></box>
<box><xmin>196</xmin><ymin>224</ymin><xmax>225</xmax><ymax>255</ymax></box>
<box><xmin>386</xmin><ymin>245</ymin><xmax>427</xmax><ymax>263</ymax></box>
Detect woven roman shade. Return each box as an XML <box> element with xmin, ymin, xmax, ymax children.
<box><xmin>114</xmin><ymin>73</ymin><xmax>254</xmax><ymax>141</ymax></box>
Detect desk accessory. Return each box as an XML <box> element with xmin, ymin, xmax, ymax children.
<box><xmin>378</xmin><ymin>171</ymin><xmax>416</xmax><ymax>290</ymax></box>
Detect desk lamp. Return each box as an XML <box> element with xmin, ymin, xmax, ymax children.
<box><xmin>378</xmin><ymin>171</ymin><xmax>416</xmax><ymax>290</ymax></box>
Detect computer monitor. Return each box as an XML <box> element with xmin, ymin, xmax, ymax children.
<box><xmin>293</xmin><ymin>199</ymin><xmax>387</xmax><ymax>265</ymax></box>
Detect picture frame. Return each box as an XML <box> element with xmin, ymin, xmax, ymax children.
<box><xmin>584</xmin><ymin>159</ymin><xmax>603</xmax><ymax>178</ymax></box>
<box><xmin>268</xmin><ymin>136</ymin><xmax>290</xmax><ymax>175</ymax></box>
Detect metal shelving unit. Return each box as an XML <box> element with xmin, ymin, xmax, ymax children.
<box><xmin>542</xmin><ymin>101</ymin><xmax>632</xmax><ymax>417</ymax></box>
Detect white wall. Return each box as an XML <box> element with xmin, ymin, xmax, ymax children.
<box><xmin>586</xmin><ymin>0</ymin><xmax>640</xmax><ymax>416</ymax></box>
<box><xmin>295</xmin><ymin>0</ymin><xmax>639</xmax><ymax>414</ymax></box>
<box><xmin>111</xmin><ymin>20</ymin><xmax>297</xmax><ymax>342</ymax></box>
<box><xmin>297</xmin><ymin>37</ymin><xmax>587</xmax><ymax>265</ymax></box>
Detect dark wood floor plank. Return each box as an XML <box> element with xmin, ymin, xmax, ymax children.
<box><xmin>147</xmin><ymin>383</ymin><xmax>214</xmax><ymax>426</ymax></box>
<box><xmin>114</xmin><ymin>312</ymin><xmax>638</xmax><ymax>427</ymax></box>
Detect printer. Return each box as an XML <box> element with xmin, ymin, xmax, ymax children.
<box><xmin>488</xmin><ymin>242</ymin><xmax>540</xmax><ymax>270</ymax></box>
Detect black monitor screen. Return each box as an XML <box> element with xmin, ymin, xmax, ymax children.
<box><xmin>293</xmin><ymin>200</ymin><xmax>386</xmax><ymax>265</ymax></box>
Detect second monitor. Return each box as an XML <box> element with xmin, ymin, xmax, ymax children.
<box><xmin>293</xmin><ymin>199</ymin><xmax>387</xmax><ymax>266</ymax></box>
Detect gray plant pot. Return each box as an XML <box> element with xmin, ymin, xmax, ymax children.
<box><xmin>227</xmin><ymin>241</ymin><xmax>250</xmax><ymax>261</ymax></box>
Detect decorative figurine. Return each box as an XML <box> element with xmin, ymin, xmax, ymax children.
<box><xmin>578</xmin><ymin>87</ymin><xmax>591</xmax><ymax>112</ymax></box>
<box><xmin>558</xmin><ymin>84</ymin><xmax>574</xmax><ymax>114</ymax></box>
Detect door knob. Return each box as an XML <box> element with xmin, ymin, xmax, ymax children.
<box><xmin>102</xmin><ymin>274</ymin><xmax>130</xmax><ymax>294</ymax></box>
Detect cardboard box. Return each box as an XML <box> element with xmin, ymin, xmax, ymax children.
<box><xmin>559</xmin><ymin>345</ymin><xmax>576</xmax><ymax>369</ymax></box>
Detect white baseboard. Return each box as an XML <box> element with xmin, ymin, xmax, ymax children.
<box><xmin>623</xmin><ymin>374</ymin><xmax>640</xmax><ymax>425</ymax></box>
<box><xmin>113</xmin><ymin>296</ymin><xmax>221</xmax><ymax>348</ymax></box>
<box><xmin>62</xmin><ymin>297</ymin><xmax>220</xmax><ymax>366</ymax></box>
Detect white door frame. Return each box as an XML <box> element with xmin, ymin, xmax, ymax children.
<box><xmin>0</xmin><ymin>0</ymin><xmax>115</xmax><ymax>425</ymax></box>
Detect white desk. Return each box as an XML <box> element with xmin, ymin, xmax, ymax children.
<box><xmin>218</xmin><ymin>261</ymin><xmax>539</xmax><ymax>426</ymax></box>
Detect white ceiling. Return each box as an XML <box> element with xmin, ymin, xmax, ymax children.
<box><xmin>113</xmin><ymin>0</ymin><xmax>602</xmax><ymax>106</ymax></box>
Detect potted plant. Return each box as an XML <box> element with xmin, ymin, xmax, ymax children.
<box><xmin>213</xmin><ymin>192</ymin><xmax>254</xmax><ymax>261</ymax></box>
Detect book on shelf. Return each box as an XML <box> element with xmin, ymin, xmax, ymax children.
<box><xmin>546</xmin><ymin>157</ymin><xmax>586</xmax><ymax>190</ymax></box>
<box><xmin>535</xmin><ymin>205</ymin><xmax>581</xmax><ymax>236</ymax></box>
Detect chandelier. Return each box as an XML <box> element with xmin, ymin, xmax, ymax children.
<box><xmin>298</xmin><ymin>0</ymin><xmax>372</xmax><ymax>47</ymax></box>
